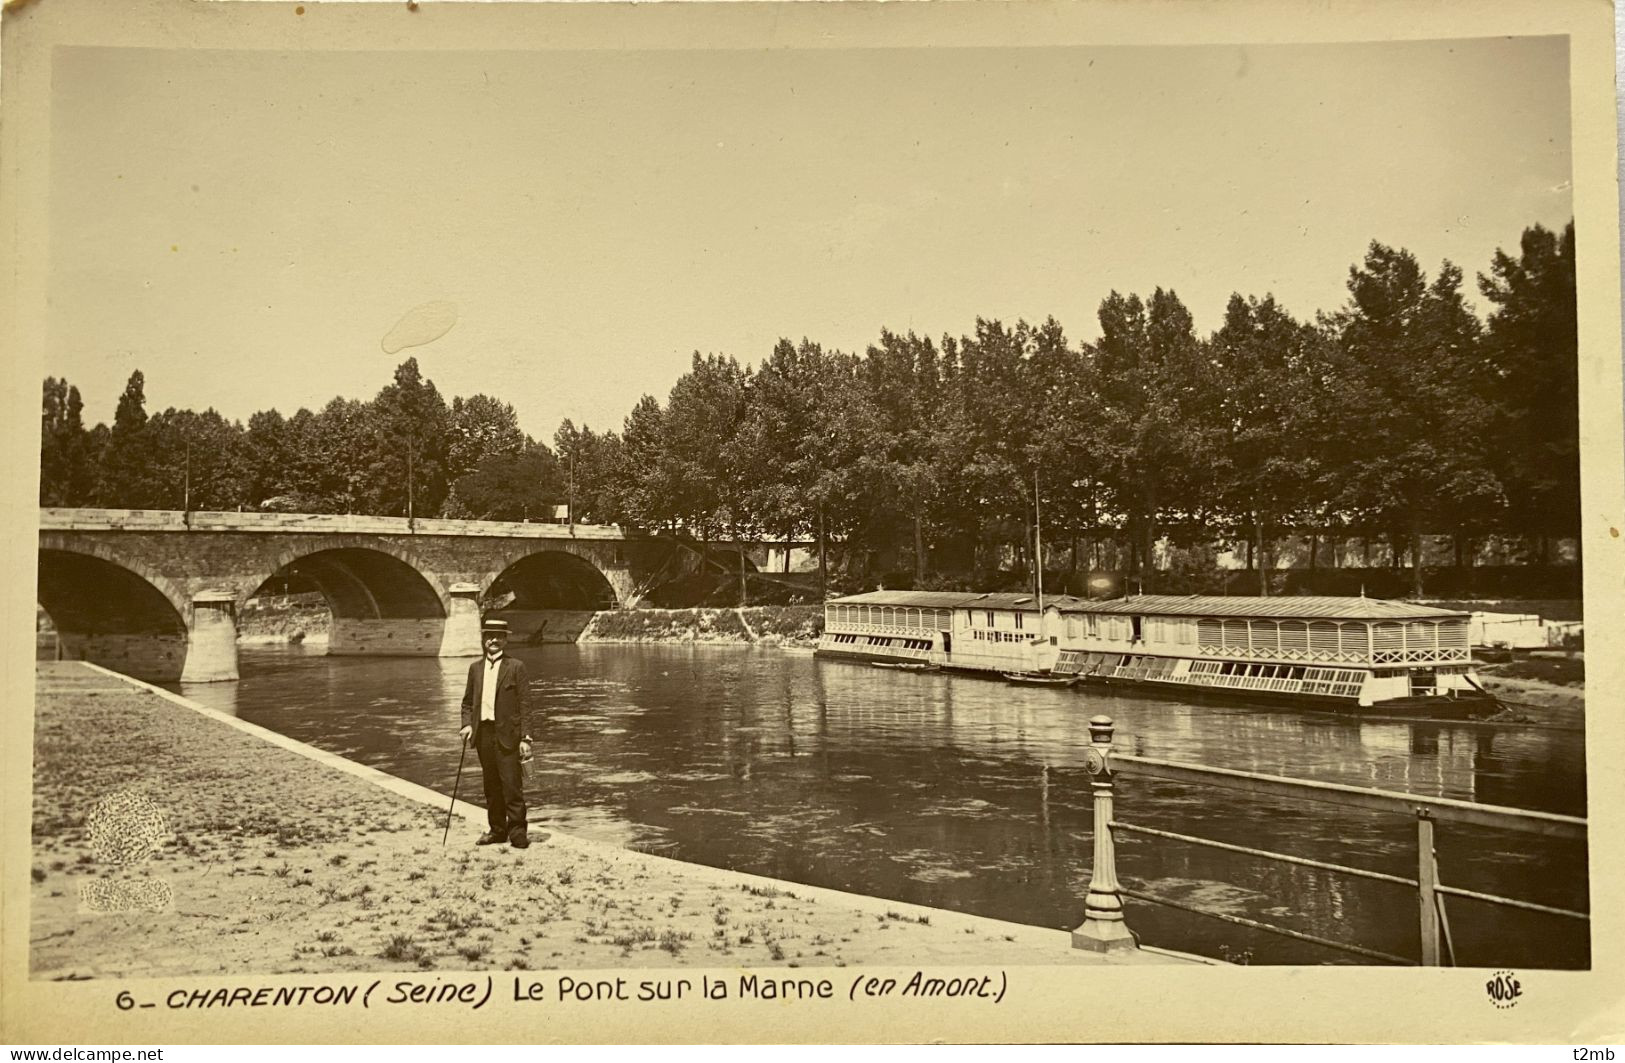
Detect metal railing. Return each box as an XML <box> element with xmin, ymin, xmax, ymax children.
<box><xmin>1069</xmin><ymin>715</ymin><xmax>1588</xmax><ymax>965</ymax></box>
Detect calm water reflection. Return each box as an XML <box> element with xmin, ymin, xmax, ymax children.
<box><xmin>178</xmin><ymin>643</ymin><xmax>1589</xmax><ymax>967</ymax></box>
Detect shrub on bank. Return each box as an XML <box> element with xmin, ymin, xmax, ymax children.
<box><xmin>579</xmin><ymin>605</ymin><xmax>823</xmax><ymax>645</ymax></box>
<box><xmin>741</xmin><ymin>606</ymin><xmax>822</xmax><ymax>646</ymax></box>
<box><xmin>239</xmin><ymin>593</ymin><xmax>331</xmax><ymax>642</ymax></box>
<box><xmin>583</xmin><ymin>608</ymin><xmax>751</xmax><ymax>643</ymax></box>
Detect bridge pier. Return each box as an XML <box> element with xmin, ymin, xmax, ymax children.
<box><xmin>438</xmin><ymin>583</ymin><xmax>482</xmax><ymax>657</ymax></box>
<box><xmin>604</xmin><ymin>566</ymin><xmax>637</xmax><ymax>609</ymax></box>
<box><xmin>179</xmin><ymin>591</ymin><xmax>239</xmax><ymax>683</ymax></box>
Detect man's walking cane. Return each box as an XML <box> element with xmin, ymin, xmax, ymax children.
<box><xmin>442</xmin><ymin>734</ymin><xmax>469</xmax><ymax>846</ymax></box>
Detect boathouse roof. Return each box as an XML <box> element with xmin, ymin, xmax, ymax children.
<box><xmin>829</xmin><ymin>590</ymin><xmax>1055</xmax><ymax>611</ymax></box>
<box><xmin>1056</xmin><ymin>595</ymin><xmax>1469</xmax><ymax>620</ymax></box>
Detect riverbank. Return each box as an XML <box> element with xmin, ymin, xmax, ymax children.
<box><xmin>1474</xmin><ymin>671</ymin><xmax>1585</xmax><ymax>725</ymax></box>
<box><xmin>29</xmin><ymin>661</ymin><xmax>1193</xmax><ymax>979</ymax></box>
<box><xmin>236</xmin><ymin>592</ymin><xmax>332</xmax><ymax>645</ymax></box>
<box><xmin>580</xmin><ymin>605</ymin><xmax>821</xmax><ymax>647</ymax></box>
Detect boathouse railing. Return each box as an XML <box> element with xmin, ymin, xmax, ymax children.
<box><xmin>1070</xmin><ymin>715</ymin><xmax>1588</xmax><ymax>965</ymax></box>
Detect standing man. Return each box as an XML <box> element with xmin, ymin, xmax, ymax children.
<box><xmin>459</xmin><ymin>618</ymin><xmax>534</xmax><ymax>848</ymax></box>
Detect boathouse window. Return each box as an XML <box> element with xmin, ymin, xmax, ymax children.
<box><xmin>1131</xmin><ymin>616</ymin><xmax>1143</xmax><ymax>641</ymax></box>
<box><xmin>1302</xmin><ymin>667</ymin><xmax>1364</xmax><ymax>698</ymax></box>
<box><xmin>1014</xmin><ymin>613</ymin><xmax>1024</xmax><ymax>630</ymax></box>
<box><xmin>1280</xmin><ymin>622</ymin><xmax>1308</xmax><ymax>656</ymax></box>
<box><xmin>1439</xmin><ymin>621</ymin><xmax>1469</xmax><ymax>649</ymax></box>
<box><xmin>1198</xmin><ymin>619</ymin><xmax>1222</xmax><ymax>649</ymax></box>
<box><xmin>985</xmin><ymin>610</ymin><xmax>995</xmax><ymax>627</ymax></box>
<box><xmin>1249</xmin><ymin>621</ymin><xmax>1280</xmax><ymax>654</ymax></box>
<box><xmin>1087</xmin><ymin>615</ymin><xmax>1099</xmax><ymax>636</ymax></box>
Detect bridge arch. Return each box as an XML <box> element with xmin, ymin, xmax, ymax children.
<box><xmin>249</xmin><ymin>541</ymin><xmax>449</xmax><ymax>658</ymax></box>
<box><xmin>484</xmin><ymin>548</ymin><xmax>620</xmax><ymax>611</ymax></box>
<box><xmin>37</xmin><ymin>544</ymin><xmax>191</xmax><ymax>681</ymax></box>
<box><xmin>247</xmin><ymin>537</ymin><xmax>448</xmax><ymax>618</ymax></box>
<box><xmin>38</xmin><ymin>537</ymin><xmax>193</xmax><ymax>622</ymax></box>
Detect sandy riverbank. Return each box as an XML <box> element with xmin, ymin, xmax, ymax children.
<box><xmin>29</xmin><ymin>662</ymin><xmax>1187</xmax><ymax>980</ymax></box>
<box><xmin>1474</xmin><ymin>673</ymin><xmax>1585</xmax><ymax>727</ymax></box>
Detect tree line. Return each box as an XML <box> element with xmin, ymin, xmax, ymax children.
<box><xmin>41</xmin><ymin>222</ymin><xmax>1577</xmax><ymax>598</ymax></box>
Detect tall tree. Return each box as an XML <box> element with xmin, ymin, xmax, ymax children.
<box><xmin>1479</xmin><ymin>221</ymin><xmax>1578</xmax><ymax>559</ymax></box>
<box><xmin>307</xmin><ymin>397</ymin><xmax>377</xmax><ymax>513</ymax></box>
<box><xmin>1208</xmin><ymin>294</ymin><xmax>1325</xmax><ymax>593</ymax></box>
<box><xmin>859</xmin><ymin>329</ymin><xmax>945</xmax><ymax>584</ymax></box>
<box><xmin>243</xmin><ymin>409</ymin><xmax>293</xmax><ymax>508</ymax></box>
<box><xmin>367</xmin><ymin>358</ymin><xmax>451</xmax><ymax>520</ymax></box>
<box><xmin>554</xmin><ymin>419</ymin><xmax>625</xmax><ymax>526</ymax></box>
<box><xmin>40</xmin><ymin>377</ymin><xmax>92</xmax><ymax>506</ymax></box>
<box><xmin>447</xmin><ymin>440</ymin><xmax>564</xmax><ymax>521</ymax></box>
<box><xmin>661</xmin><ymin>353</ymin><xmax>752</xmax><ymax>549</ymax></box>
<box><xmin>938</xmin><ymin>319</ymin><xmax>1043</xmax><ymax>575</ymax></box>
<box><xmin>96</xmin><ymin>370</ymin><xmax>161</xmax><ymax>507</ymax></box>
<box><xmin>448</xmin><ymin>394</ymin><xmax>526</xmax><ymax>484</ymax></box>
<box><xmin>1087</xmin><ymin>290</ymin><xmax>1219</xmax><ymax>589</ymax></box>
<box><xmin>738</xmin><ymin>339</ymin><xmax>885</xmax><ymax>594</ymax></box>
<box><xmin>1329</xmin><ymin>244</ymin><xmax>1502</xmax><ymax>596</ymax></box>
<box><xmin>144</xmin><ymin>408</ymin><xmax>250</xmax><ymax>512</ymax></box>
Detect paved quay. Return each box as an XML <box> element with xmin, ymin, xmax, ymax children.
<box><xmin>28</xmin><ymin>661</ymin><xmax>1201</xmax><ymax>979</ymax></box>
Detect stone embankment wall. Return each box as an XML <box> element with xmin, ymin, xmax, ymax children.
<box><xmin>230</xmin><ymin>601</ymin><xmax>823</xmax><ymax>647</ymax></box>
<box><xmin>236</xmin><ymin>593</ymin><xmax>331</xmax><ymax>644</ymax></box>
<box><xmin>581</xmin><ymin>605</ymin><xmax>822</xmax><ymax>646</ymax></box>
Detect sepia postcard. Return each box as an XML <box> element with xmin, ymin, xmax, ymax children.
<box><xmin>2</xmin><ymin>0</ymin><xmax>1622</xmax><ymax>1046</ymax></box>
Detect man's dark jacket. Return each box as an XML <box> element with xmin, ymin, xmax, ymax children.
<box><xmin>460</xmin><ymin>656</ymin><xmax>533</xmax><ymax>749</ymax></box>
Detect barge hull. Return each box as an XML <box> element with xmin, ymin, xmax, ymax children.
<box><xmin>1075</xmin><ymin>673</ymin><xmax>1499</xmax><ymax>719</ymax></box>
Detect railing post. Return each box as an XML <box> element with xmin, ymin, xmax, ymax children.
<box><xmin>1072</xmin><ymin>715</ymin><xmax>1138</xmax><ymax>953</ymax></box>
<box><xmin>1417</xmin><ymin>810</ymin><xmax>1440</xmax><ymax>966</ymax></box>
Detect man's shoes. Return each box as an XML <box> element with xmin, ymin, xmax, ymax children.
<box><xmin>476</xmin><ymin>831</ymin><xmax>506</xmax><ymax>845</ymax></box>
<box><xmin>509</xmin><ymin>827</ymin><xmax>530</xmax><ymax>849</ymax></box>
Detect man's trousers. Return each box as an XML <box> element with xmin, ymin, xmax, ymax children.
<box><xmin>474</xmin><ymin>722</ymin><xmax>526</xmax><ymax>836</ymax></box>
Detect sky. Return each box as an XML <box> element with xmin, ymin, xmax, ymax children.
<box><xmin>45</xmin><ymin>36</ymin><xmax>1573</xmax><ymax>441</ymax></box>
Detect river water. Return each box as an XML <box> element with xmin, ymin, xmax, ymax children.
<box><xmin>177</xmin><ymin>643</ymin><xmax>1590</xmax><ymax>968</ymax></box>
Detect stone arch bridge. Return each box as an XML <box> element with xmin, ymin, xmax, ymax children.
<box><xmin>37</xmin><ymin>508</ymin><xmax>769</xmax><ymax>683</ymax></box>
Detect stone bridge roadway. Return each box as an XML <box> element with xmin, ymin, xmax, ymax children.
<box><xmin>37</xmin><ymin>508</ymin><xmax>762</xmax><ymax>683</ymax></box>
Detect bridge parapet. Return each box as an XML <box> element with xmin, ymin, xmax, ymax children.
<box><xmin>40</xmin><ymin>508</ymin><xmax>630</xmax><ymax>540</ymax></box>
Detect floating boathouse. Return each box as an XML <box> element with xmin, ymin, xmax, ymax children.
<box><xmin>817</xmin><ymin>591</ymin><xmax>1496</xmax><ymax>715</ymax></box>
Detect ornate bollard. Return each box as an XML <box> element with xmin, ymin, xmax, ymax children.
<box><xmin>1072</xmin><ymin>715</ymin><xmax>1138</xmax><ymax>953</ymax></box>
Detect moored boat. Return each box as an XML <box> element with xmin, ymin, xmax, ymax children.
<box><xmin>1049</xmin><ymin>594</ymin><xmax>1496</xmax><ymax>716</ymax></box>
<box><xmin>816</xmin><ymin>589</ymin><xmax>1498</xmax><ymax>716</ymax></box>
<box><xmin>816</xmin><ymin>590</ymin><xmax>1058</xmax><ymax>675</ymax></box>
<box><xmin>1002</xmin><ymin>671</ymin><xmax>1077</xmax><ymax>687</ymax></box>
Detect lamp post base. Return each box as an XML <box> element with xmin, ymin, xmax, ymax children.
<box><xmin>1071</xmin><ymin>918</ymin><xmax>1139</xmax><ymax>953</ymax></box>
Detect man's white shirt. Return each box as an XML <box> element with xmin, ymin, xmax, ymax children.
<box><xmin>480</xmin><ymin>654</ymin><xmax>502</xmax><ymax>721</ymax></box>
